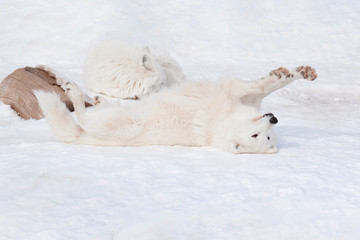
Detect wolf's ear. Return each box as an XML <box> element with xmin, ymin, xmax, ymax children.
<box><xmin>141</xmin><ymin>46</ymin><xmax>154</xmax><ymax>71</ymax></box>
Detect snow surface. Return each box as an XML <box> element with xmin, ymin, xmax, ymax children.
<box><xmin>1</xmin><ymin>0</ymin><xmax>360</xmax><ymax>239</ymax></box>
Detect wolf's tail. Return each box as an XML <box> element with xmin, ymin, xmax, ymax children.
<box><xmin>34</xmin><ymin>91</ymin><xmax>84</xmax><ymax>143</ymax></box>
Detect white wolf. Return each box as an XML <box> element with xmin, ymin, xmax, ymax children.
<box><xmin>35</xmin><ymin>66</ymin><xmax>317</xmax><ymax>154</ymax></box>
<box><xmin>83</xmin><ymin>41</ymin><xmax>186</xmax><ymax>99</ymax></box>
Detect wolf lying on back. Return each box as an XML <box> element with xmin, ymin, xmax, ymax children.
<box><xmin>35</xmin><ymin>66</ymin><xmax>317</xmax><ymax>154</ymax></box>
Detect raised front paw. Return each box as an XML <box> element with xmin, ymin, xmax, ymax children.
<box><xmin>296</xmin><ymin>66</ymin><xmax>317</xmax><ymax>81</ymax></box>
<box><xmin>269</xmin><ymin>67</ymin><xmax>292</xmax><ymax>79</ymax></box>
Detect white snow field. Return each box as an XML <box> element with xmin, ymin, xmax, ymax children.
<box><xmin>1</xmin><ymin>0</ymin><xmax>360</xmax><ymax>239</ymax></box>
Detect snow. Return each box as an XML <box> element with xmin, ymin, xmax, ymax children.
<box><xmin>1</xmin><ymin>0</ymin><xmax>360</xmax><ymax>239</ymax></box>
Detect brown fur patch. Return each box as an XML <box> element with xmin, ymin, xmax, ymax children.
<box><xmin>297</xmin><ymin>66</ymin><xmax>317</xmax><ymax>81</ymax></box>
<box><xmin>270</xmin><ymin>67</ymin><xmax>290</xmax><ymax>79</ymax></box>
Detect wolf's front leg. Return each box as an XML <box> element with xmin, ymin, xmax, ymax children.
<box><xmin>64</xmin><ymin>82</ymin><xmax>88</xmax><ymax>125</ymax></box>
<box><xmin>256</xmin><ymin>66</ymin><xmax>317</xmax><ymax>96</ymax></box>
<box><xmin>223</xmin><ymin>66</ymin><xmax>317</xmax><ymax>98</ymax></box>
<box><xmin>223</xmin><ymin>66</ymin><xmax>317</xmax><ymax>109</ymax></box>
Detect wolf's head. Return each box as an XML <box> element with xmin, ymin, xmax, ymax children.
<box><xmin>137</xmin><ymin>47</ymin><xmax>167</xmax><ymax>98</ymax></box>
<box><xmin>213</xmin><ymin>108</ymin><xmax>278</xmax><ymax>154</ymax></box>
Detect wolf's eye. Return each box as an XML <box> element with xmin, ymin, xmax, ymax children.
<box><xmin>252</xmin><ymin>134</ymin><xmax>258</xmax><ymax>138</ymax></box>
<box><xmin>267</xmin><ymin>136</ymin><xmax>270</xmax><ymax>140</ymax></box>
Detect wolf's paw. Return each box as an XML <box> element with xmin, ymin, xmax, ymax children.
<box><xmin>296</xmin><ymin>66</ymin><xmax>317</xmax><ymax>81</ymax></box>
<box><xmin>93</xmin><ymin>96</ymin><xmax>106</xmax><ymax>106</ymax></box>
<box><xmin>63</xmin><ymin>82</ymin><xmax>82</xmax><ymax>97</ymax></box>
<box><xmin>269</xmin><ymin>67</ymin><xmax>292</xmax><ymax>79</ymax></box>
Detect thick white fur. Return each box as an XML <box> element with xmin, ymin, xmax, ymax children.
<box><xmin>83</xmin><ymin>41</ymin><xmax>186</xmax><ymax>99</ymax></box>
<box><xmin>34</xmin><ymin>90</ymin><xmax>84</xmax><ymax>142</ymax></box>
<box><xmin>35</xmin><ymin>66</ymin><xmax>317</xmax><ymax>154</ymax></box>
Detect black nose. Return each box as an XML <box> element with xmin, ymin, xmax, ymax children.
<box><xmin>270</xmin><ymin>116</ymin><xmax>278</xmax><ymax>124</ymax></box>
<box><xmin>263</xmin><ymin>113</ymin><xmax>278</xmax><ymax>124</ymax></box>
<box><xmin>263</xmin><ymin>113</ymin><xmax>274</xmax><ymax>117</ymax></box>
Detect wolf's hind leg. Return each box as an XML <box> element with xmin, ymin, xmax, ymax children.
<box><xmin>63</xmin><ymin>82</ymin><xmax>88</xmax><ymax>125</ymax></box>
